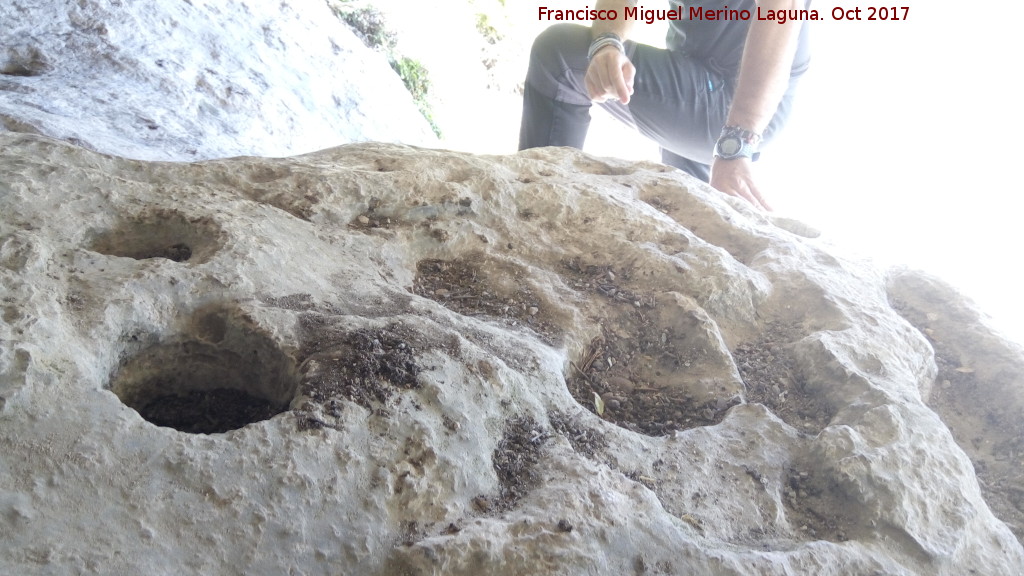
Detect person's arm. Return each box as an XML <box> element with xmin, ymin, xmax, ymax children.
<box><xmin>585</xmin><ymin>0</ymin><xmax>638</xmax><ymax>103</ymax></box>
<box><xmin>710</xmin><ymin>0</ymin><xmax>804</xmax><ymax>211</ymax></box>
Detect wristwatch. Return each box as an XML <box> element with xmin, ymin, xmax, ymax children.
<box><xmin>714</xmin><ymin>126</ymin><xmax>761</xmax><ymax>161</ymax></box>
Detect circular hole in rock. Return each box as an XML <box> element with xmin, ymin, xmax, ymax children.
<box><xmin>89</xmin><ymin>210</ymin><xmax>223</xmax><ymax>264</ymax></box>
<box><xmin>109</xmin><ymin>314</ymin><xmax>297</xmax><ymax>434</ymax></box>
<box><xmin>563</xmin><ymin>291</ymin><xmax>745</xmax><ymax>436</ymax></box>
<box><xmin>1</xmin><ymin>62</ymin><xmax>42</xmax><ymax>77</ymax></box>
<box><xmin>1</xmin><ymin>47</ymin><xmax>52</xmax><ymax>77</ymax></box>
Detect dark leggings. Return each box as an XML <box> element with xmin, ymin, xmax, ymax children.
<box><xmin>518</xmin><ymin>24</ymin><xmax>798</xmax><ymax>182</ymax></box>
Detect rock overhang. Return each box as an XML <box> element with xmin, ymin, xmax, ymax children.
<box><xmin>0</xmin><ymin>132</ymin><xmax>1022</xmax><ymax>574</ymax></box>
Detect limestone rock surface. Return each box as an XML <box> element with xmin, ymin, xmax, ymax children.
<box><xmin>0</xmin><ymin>0</ymin><xmax>436</xmax><ymax>161</ymax></box>
<box><xmin>1</xmin><ymin>132</ymin><xmax>1023</xmax><ymax>575</ymax></box>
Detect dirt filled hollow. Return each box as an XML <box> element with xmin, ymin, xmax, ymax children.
<box><xmin>110</xmin><ymin>327</ymin><xmax>298</xmax><ymax>434</ymax></box>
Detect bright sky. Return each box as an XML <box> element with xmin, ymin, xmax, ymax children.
<box><xmin>759</xmin><ymin>2</ymin><xmax>1024</xmax><ymax>345</ymax></box>
<box><xmin>377</xmin><ymin>1</ymin><xmax>1024</xmax><ymax>345</ymax></box>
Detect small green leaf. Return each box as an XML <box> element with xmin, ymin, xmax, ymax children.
<box><xmin>593</xmin><ymin>392</ymin><xmax>605</xmax><ymax>416</ymax></box>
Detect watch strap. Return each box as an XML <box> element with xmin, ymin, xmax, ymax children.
<box><xmin>714</xmin><ymin>125</ymin><xmax>762</xmax><ymax>161</ymax></box>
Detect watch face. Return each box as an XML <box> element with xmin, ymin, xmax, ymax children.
<box><xmin>719</xmin><ymin>136</ymin><xmax>742</xmax><ymax>157</ymax></box>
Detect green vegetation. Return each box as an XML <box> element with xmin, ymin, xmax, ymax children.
<box><xmin>475</xmin><ymin>12</ymin><xmax>503</xmax><ymax>45</ymax></box>
<box><xmin>388</xmin><ymin>56</ymin><xmax>439</xmax><ymax>137</ymax></box>
<box><xmin>331</xmin><ymin>3</ymin><xmax>396</xmax><ymax>52</ymax></box>
<box><xmin>326</xmin><ymin>1</ymin><xmax>440</xmax><ymax>137</ymax></box>
<box><xmin>471</xmin><ymin>0</ymin><xmax>510</xmax><ymax>41</ymax></box>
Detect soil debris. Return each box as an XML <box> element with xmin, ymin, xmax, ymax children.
<box><xmin>567</xmin><ymin>332</ymin><xmax>735</xmax><ymax>437</ymax></box>
<box><xmin>561</xmin><ymin>258</ymin><xmax>650</xmax><ymax>306</ymax></box>
<box><xmin>890</xmin><ymin>298</ymin><xmax>1024</xmax><ymax>545</ymax></box>
<box><xmin>414</xmin><ymin>256</ymin><xmax>560</xmax><ymax>344</ymax></box>
<box><xmin>139</xmin><ymin>388</ymin><xmax>281</xmax><ymax>434</ymax></box>
<box><xmin>487</xmin><ymin>415</ymin><xmax>550</xmax><ymax>511</ymax></box>
<box><xmin>549</xmin><ymin>410</ymin><xmax>607</xmax><ymax>459</ymax></box>
<box><xmin>735</xmin><ymin>321</ymin><xmax>834</xmax><ymax>434</ymax></box>
<box><xmin>781</xmin><ymin>467</ymin><xmax>856</xmax><ymax>543</ymax></box>
<box><xmin>296</xmin><ymin>320</ymin><xmax>421</xmax><ymax>411</ymax></box>
<box><xmin>561</xmin><ymin>259</ymin><xmax>739</xmax><ymax>436</ymax></box>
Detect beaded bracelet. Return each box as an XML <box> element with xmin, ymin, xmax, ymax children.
<box><xmin>721</xmin><ymin>125</ymin><xmax>763</xmax><ymax>145</ymax></box>
<box><xmin>587</xmin><ymin>32</ymin><xmax>624</xmax><ymax>61</ymax></box>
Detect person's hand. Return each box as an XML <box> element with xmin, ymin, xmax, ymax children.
<box><xmin>709</xmin><ymin>157</ymin><xmax>773</xmax><ymax>212</ymax></box>
<box><xmin>585</xmin><ymin>46</ymin><xmax>635</xmax><ymax>104</ymax></box>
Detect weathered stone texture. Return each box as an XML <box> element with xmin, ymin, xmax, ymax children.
<box><xmin>0</xmin><ymin>0</ymin><xmax>435</xmax><ymax>161</ymax></box>
<box><xmin>1</xmin><ymin>133</ymin><xmax>1022</xmax><ymax>575</ymax></box>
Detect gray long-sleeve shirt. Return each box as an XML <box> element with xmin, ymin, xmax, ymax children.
<box><xmin>666</xmin><ymin>0</ymin><xmax>812</xmax><ymax>81</ymax></box>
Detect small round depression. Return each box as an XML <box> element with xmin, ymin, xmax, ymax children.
<box><xmin>110</xmin><ymin>320</ymin><xmax>297</xmax><ymax>434</ymax></box>
<box><xmin>1</xmin><ymin>46</ymin><xmax>52</xmax><ymax>77</ymax></box>
<box><xmin>89</xmin><ymin>210</ymin><xmax>223</xmax><ymax>264</ymax></box>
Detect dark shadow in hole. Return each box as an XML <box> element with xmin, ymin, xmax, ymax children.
<box><xmin>109</xmin><ymin>308</ymin><xmax>298</xmax><ymax>434</ymax></box>
<box><xmin>1</xmin><ymin>47</ymin><xmax>52</xmax><ymax>77</ymax></box>
<box><xmin>1</xmin><ymin>64</ymin><xmax>42</xmax><ymax>77</ymax></box>
<box><xmin>89</xmin><ymin>210</ymin><xmax>222</xmax><ymax>264</ymax></box>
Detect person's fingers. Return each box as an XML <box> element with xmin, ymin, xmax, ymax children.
<box><xmin>716</xmin><ymin>181</ymin><xmax>763</xmax><ymax>212</ymax></box>
<box><xmin>622</xmin><ymin>60</ymin><xmax>636</xmax><ymax>98</ymax></box>
<box><xmin>601</xmin><ymin>62</ymin><xmax>621</xmax><ymax>98</ymax></box>
<box><xmin>585</xmin><ymin>59</ymin><xmax>610</xmax><ymax>101</ymax></box>
<box><xmin>613</xmin><ymin>63</ymin><xmax>631</xmax><ymax>104</ymax></box>
<box><xmin>585</xmin><ymin>69</ymin><xmax>610</xmax><ymax>102</ymax></box>
<box><xmin>586</xmin><ymin>50</ymin><xmax>634</xmax><ymax>103</ymax></box>
<box><xmin>594</xmin><ymin>62</ymin><xmax>613</xmax><ymax>99</ymax></box>
<box><xmin>736</xmin><ymin>183</ymin><xmax>769</xmax><ymax>212</ymax></box>
<box><xmin>735</xmin><ymin>177</ymin><xmax>771</xmax><ymax>212</ymax></box>
<box><xmin>585</xmin><ymin>70</ymin><xmax>600</xmax><ymax>101</ymax></box>
<box><xmin>710</xmin><ymin>160</ymin><xmax>771</xmax><ymax>212</ymax></box>
<box><xmin>731</xmin><ymin>183</ymin><xmax>758</xmax><ymax>210</ymax></box>
<box><xmin>750</xmin><ymin>186</ymin><xmax>773</xmax><ymax>212</ymax></box>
